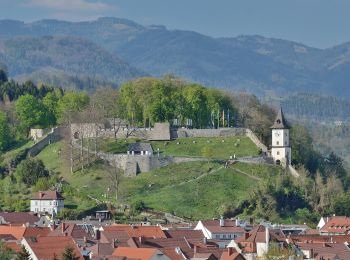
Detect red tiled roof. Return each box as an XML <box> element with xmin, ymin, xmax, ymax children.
<box><xmin>48</xmin><ymin>223</ymin><xmax>94</xmax><ymax>240</ymax></box>
<box><xmin>220</xmin><ymin>250</ymin><xmax>244</xmax><ymax>260</ymax></box>
<box><xmin>126</xmin><ymin>236</ymin><xmax>225</xmax><ymax>259</ymax></box>
<box><xmin>104</xmin><ymin>225</ymin><xmax>167</xmax><ymax>238</ymax></box>
<box><xmin>25</xmin><ymin>236</ymin><xmax>83</xmax><ymax>260</ymax></box>
<box><xmin>297</xmin><ymin>242</ymin><xmax>350</xmax><ymax>259</ymax></box>
<box><xmin>0</xmin><ymin>226</ymin><xmax>26</xmax><ymax>240</ymax></box>
<box><xmin>201</xmin><ymin>220</ymin><xmax>245</xmax><ymax>234</ymax></box>
<box><xmin>31</xmin><ymin>191</ymin><xmax>64</xmax><ymax>200</ymax></box>
<box><xmin>5</xmin><ymin>241</ymin><xmax>21</xmax><ymax>253</ymax></box>
<box><xmin>112</xmin><ymin>247</ymin><xmax>159</xmax><ymax>260</ymax></box>
<box><xmin>0</xmin><ymin>226</ymin><xmax>51</xmax><ymax>241</ymax></box>
<box><xmin>164</xmin><ymin>230</ymin><xmax>204</xmax><ymax>239</ymax></box>
<box><xmin>321</xmin><ymin>216</ymin><xmax>350</xmax><ymax>234</ymax></box>
<box><xmin>291</xmin><ymin>234</ymin><xmax>350</xmax><ymax>244</ymax></box>
<box><xmin>0</xmin><ymin>212</ymin><xmax>39</xmax><ymax>225</ymax></box>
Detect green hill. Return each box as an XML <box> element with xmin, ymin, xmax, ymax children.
<box><xmin>33</xmin><ymin>137</ymin><xmax>281</xmax><ymax>220</ymax></box>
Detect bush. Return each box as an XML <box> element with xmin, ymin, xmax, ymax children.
<box><xmin>15</xmin><ymin>158</ymin><xmax>49</xmax><ymax>185</ymax></box>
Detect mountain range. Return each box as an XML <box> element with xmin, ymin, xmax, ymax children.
<box><xmin>0</xmin><ymin>17</ymin><xmax>350</xmax><ymax>98</ymax></box>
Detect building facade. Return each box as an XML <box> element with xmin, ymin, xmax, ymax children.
<box><xmin>271</xmin><ymin>108</ymin><xmax>291</xmax><ymax>166</ymax></box>
<box><xmin>30</xmin><ymin>191</ymin><xmax>64</xmax><ymax>215</ymax></box>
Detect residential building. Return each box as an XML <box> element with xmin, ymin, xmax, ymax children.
<box><xmin>195</xmin><ymin>218</ymin><xmax>245</xmax><ymax>240</ymax></box>
<box><xmin>30</xmin><ymin>191</ymin><xmax>64</xmax><ymax>215</ymax></box>
<box><xmin>112</xmin><ymin>247</ymin><xmax>170</xmax><ymax>260</ymax></box>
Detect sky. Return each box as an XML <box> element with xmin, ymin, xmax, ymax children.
<box><xmin>0</xmin><ymin>0</ymin><xmax>349</xmax><ymax>48</ymax></box>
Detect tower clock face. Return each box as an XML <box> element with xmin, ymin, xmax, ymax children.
<box><xmin>274</xmin><ymin>132</ymin><xmax>280</xmax><ymax>137</ymax></box>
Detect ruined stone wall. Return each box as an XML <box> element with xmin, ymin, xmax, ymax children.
<box><xmin>171</xmin><ymin>127</ymin><xmax>247</xmax><ymax>138</ymax></box>
<box><xmin>29</xmin><ymin>128</ymin><xmax>63</xmax><ymax>157</ymax></box>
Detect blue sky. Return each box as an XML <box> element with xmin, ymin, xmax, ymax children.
<box><xmin>1</xmin><ymin>0</ymin><xmax>349</xmax><ymax>48</ymax></box>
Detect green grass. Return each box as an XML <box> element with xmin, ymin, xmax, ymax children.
<box><xmin>36</xmin><ymin>140</ymin><xmax>282</xmax><ymax>220</ymax></box>
<box><xmin>102</xmin><ymin>136</ymin><xmax>260</xmax><ymax>159</ymax></box>
<box><xmin>121</xmin><ymin>162</ymin><xmax>283</xmax><ymax>219</ymax></box>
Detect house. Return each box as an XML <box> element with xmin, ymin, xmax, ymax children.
<box><xmin>0</xmin><ymin>226</ymin><xmax>50</xmax><ymax>240</ymax></box>
<box><xmin>319</xmin><ymin>216</ymin><xmax>350</xmax><ymax>235</ymax></box>
<box><xmin>22</xmin><ymin>236</ymin><xmax>83</xmax><ymax>260</ymax></box>
<box><xmin>30</xmin><ymin>128</ymin><xmax>50</xmax><ymax>141</ymax></box>
<box><xmin>195</xmin><ymin>218</ymin><xmax>245</xmax><ymax>240</ymax></box>
<box><xmin>127</xmin><ymin>142</ymin><xmax>153</xmax><ymax>156</ymax></box>
<box><xmin>234</xmin><ymin>225</ymin><xmax>287</xmax><ymax>258</ymax></box>
<box><xmin>101</xmin><ymin>224</ymin><xmax>167</xmax><ymax>239</ymax></box>
<box><xmin>95</xmin><ymin>210</ymin><xmax>112</xmax><ymax>220</ymax></box>
<box><xmin>112</xmin><ymin>247</ymin><xmax>171</xmax><ymax>260</ymax></box>
<box><xmin>220</xmin><ymin>248</ymin><xmax>246</xmax><ymax>260</ymax></box>
<box><xmin>30</xmin><ymin>191</ymin><xmax>64</xmax><ymax>215</ymax></box>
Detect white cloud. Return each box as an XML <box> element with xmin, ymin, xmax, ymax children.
<box><xmin>27</xmin><ymin>0</ymin><xmax>109</xmax><ymax>11</ymax></box>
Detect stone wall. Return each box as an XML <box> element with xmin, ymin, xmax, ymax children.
<box><xmin>29</xmin><ymin>128</ymin><xmax>63</xmax><ymax>157</ymax></box>
<box><xmin>171</xmin><ymin>127</ymin><xmax>247</xmax><ymax>138</ymax></box>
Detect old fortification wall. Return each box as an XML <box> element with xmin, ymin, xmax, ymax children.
<box><xmin>29</xmin><ymin>128</ymin><xmax>62</xmax><ymax>157</ymax></box>
<box><xmin>171</xmin><ymin>127</ymin><xmax>246</xmax><ymax>138</ymax></box>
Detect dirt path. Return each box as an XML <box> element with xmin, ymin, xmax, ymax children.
<box><xmin>231</xmin><ymin>167</ymin><xmax>261</xmax><ymax>181</ymax></box>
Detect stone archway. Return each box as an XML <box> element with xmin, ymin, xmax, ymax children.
<box><xmin>73</xmin><ymin>132</ymin><xmax>80</xmax><ymax>139</ymax></box>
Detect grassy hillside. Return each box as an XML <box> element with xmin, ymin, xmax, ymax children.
<box><xmin>121</xmin><ymin>162</ymin><xmax>282</xmax><ymax>219</ymax></box>
<box><xmin>34</xmin><ymin>137</ymin><xmax>281</xmax><ymax>220</ymax></box>
<box><xmin>102</xmin><ymin>136</ymin><xmax>260</xmax><ymax>159</ymax></box>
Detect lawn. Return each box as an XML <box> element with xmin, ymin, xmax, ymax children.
<box><xmin>102</xmin><ymin>136</ymin><xmax>260</xmax><ymax>159</ymax></box>
<box><xmin>120</xmin><ymin>161</ymin><xmax>283</xmax><ymax>220</ymax></box>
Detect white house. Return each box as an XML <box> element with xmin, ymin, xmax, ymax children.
<box><xmin>30</xmin><ymin>191</ymin><xmax>64</xmax><ymax>215</ymax></box>
<box><xmin>195</xmin><ymin>217</ymin><xmax>245</xmax><ymax>241</ymax></box>
<box><xmin>127</xmin><ymin>142</ymin><xmax>153</xmax><ymax>156</ymax></box>
<box><xmin>271</xmin><ymin>108</ymin><xmax>291</xmax><ymax>166</ymax></box>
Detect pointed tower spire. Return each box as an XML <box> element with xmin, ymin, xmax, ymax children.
<box><xmin>271</xmin><ymin>107</ymin><xmax>288</xmax><ymax>129</ymax></box>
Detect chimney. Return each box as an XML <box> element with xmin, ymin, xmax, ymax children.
<box><xmin>61</xmin><ymin>222</ymin><xmax>66</xmax><ymax>233</ymax></box>
<box><xmin>112</xmin><ymin>238</ymin><xmax>117</xmax><ymax>248</ymax></box>
<box><xmin>235</xmin><ymin>219</ymin><xmax>239</xmax><ymax>226</ymax></box>
<box><xmin>245</xmin><ymin>232</ymin><xmax>249</xmax><ymax>240</ymax></box>
<box><xmin>265</xmin><ymin>227</ymin><xmax>269</xmax><ymax>253</ymax></box>
<box><xmin>39</xmin><ymin>192</ymin><xmax>43</xmax><ymax>198</ymax></box>
<box><xmin>228</xmin><ymin>247</ymin><xmax>233</xmax><ymax>256</ymax></box>
<box><xmin>203</xmin><ymin>237</ymin><xmax>207</xmax><ymax>245</ymax></box>
<box><xmin>94</xmin><ymin>229</ymin><xmax>100</xmax><ymax>240</ymax></box>
<box><xmin>83</xmin><ymin>236</ymin><xmax>87</xmax><ymax>243</ymax></box>
<box><xmin>194</xmin><ymin>245</ymin><xmax>197</xmax><ymax>254</ymax></box>
<box><xmin>139</xmin><ymin>236</ymin><xmax>144</xmax><ymax>244</ymax></box>
<box><xmin>219</xmin><ymin>216</ymin><xmax>224</xmax><ymax>227</ymax></box>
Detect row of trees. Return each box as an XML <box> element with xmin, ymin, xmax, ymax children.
<box><xmin>119</xmin><ymin>76</ymin><xmax>235</xmax><ymax>128</ymax></box>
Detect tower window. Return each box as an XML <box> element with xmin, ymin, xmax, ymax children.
<box><xmin>276</xmin><ymin>141</ymin><xmax>279</xmax><ymax>145</ymax></box>
<box><xmin>277</xmin><ymin>151</ymin><xmax>280</xmax><ymax>155</ymax></box>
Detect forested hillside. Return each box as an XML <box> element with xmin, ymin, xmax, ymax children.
<box><xmin>281</xmin><ymin>93</ymin><xmax>350</xmax><ymax>121</ymax></box>
<box><xmin>2</xmin><ymin>18</ymin><xmax>350</xmax><ymax>98</ymax></box>
<box><xmin>0</xmin><ymin>35</ymin><xmax>145</xmax><ymax>90</ymax></box>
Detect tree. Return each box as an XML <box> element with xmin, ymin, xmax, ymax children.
<box><xmin>43</xmin><ymin>91</ymin><xmax>61</xmax><ymax>126</ymax></box>
<box><xmin>0</xmin><ymin>240</ymin><xmax>12</xmax><ymax>260</ymax></box>
<box><xmin>57</xmin><ymin>91</ymin><xmax>90</xmax><ymax>123</ymax></box>
<box><xmin>15</xmin><ymin>158</ymin><xmax>49</xmax><ymax>185</ymax></box>
<box><xmin>0</xmin><ymin>68</ymin><xmax>8</xmax><ymax>85</ymax></box>
<box><xmin>103</xmin><ymin>162</ymin><xmax>123</xmax><ymax>202</ymax></box>
<box><xmin>15</xmin><ymin>246</ymin><xmax>30</xmax><ymax>260</ymax></box>
<box><xmin>62</xmin><ymin>245</ymin><xmax>77</xmax><ymax>260</ymax></box>
<box><xmin>0</xmin><ymin>111</ymin><xmax>12</xmax><ymax>152</ymax></box>
<box><xmin>15</xmin><ymin>94</ymin><xmax>47</xmax><ymax>131</ymax></box>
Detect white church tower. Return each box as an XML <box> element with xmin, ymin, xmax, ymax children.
<box><xmin>271</xmin><ymin>108</ymin><xmax>291</xmax><ymax>166</ymax></box>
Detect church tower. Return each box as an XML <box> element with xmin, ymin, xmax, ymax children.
<box><xmin>271</xmin><ymin>108</ymin><xmax>291</xmax><ymax>166</ymax></box>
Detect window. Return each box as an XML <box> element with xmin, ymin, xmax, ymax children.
<box><xmin>276</xmin><ymin>141</ymin><xmax>279</xmax><ymax>145</ymax></box>
<box><xmin>285</xmin><ymin>141</ymin><xmax>287</xmax><ymax>145</ymax></box>
<box><xmin>35</xmin><ymin>208</ymin><xmax>38</xmax><ymax>212</ymax></box>
<box><xmin>277</xmin><ymin>151</ymin><xmax>280</xmax><ymax>155</ymax></box>
<box><xmin>35</xmin><ymin>201</ymin><xmax>38</xmax><ymax>206</ymax></box>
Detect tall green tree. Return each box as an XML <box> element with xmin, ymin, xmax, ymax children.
<box><xmin>15</xmin><ymin>246</ymin><xmax>30</xmax><ymax>260</ymax></box>
<box><xmin>15</xmin><ymin>158</ymin><xmax>49</xmax><ymax>186</ymax></box>
<box><xmin>0</xmin><ymin>111</ymin><xmax>12</xmax><ymax>152</ymax></box>
<box><xmin>15</xmin><ymin>94</ymin><xmax>48</xmax><ymax>131</ymax></box>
